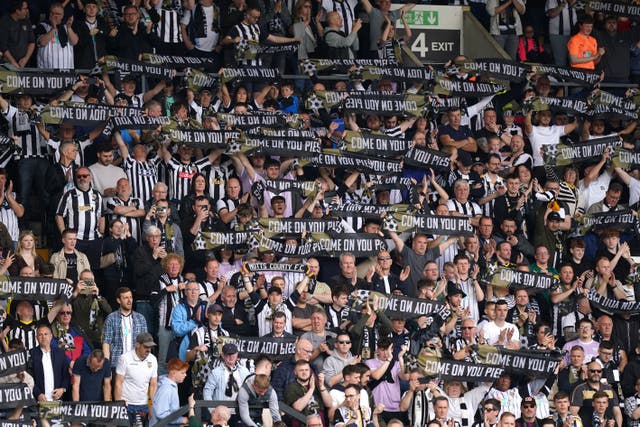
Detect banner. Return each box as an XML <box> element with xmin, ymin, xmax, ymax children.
<box><xmin>587</xmin><ymin>288</ymin><xmax>640</xmax><ymax>314</ymax></box>
<box><xmin>0</xmin><ymin>350</ymin><xmax>28</xmax><ymax>377</ymax></box>
<box><xmin>100</xmin><ymin>56</ymin><xmax>174</xmax><ymax>80</ymax></box>
<box><xmin>141</xmin><ymin>53</ymin><xmax>217</xmax><ymax>68</ymax></box>
<box><xmin>460</xmin><ymin>58</ymin><xmax>530</xmax><ymax>82</ymax></box>
<box><xmin>299</xmin><ymin>58</ymin><xmax>396</xmax><ymax>75</ymax></box>
<box><xmin>329</xmin><ymin>203</ymin><xmax>410</xmax><ymax>218</ymax></box>
<box><xmin>528</xmin><ymin>63</ymin><xmax>601</xmax><ymax>86</ymax></box>
<box><xmin>488</xmin><ymin>267</ymin><xmax>558</xmax><ymax>290</ymax></box>
<box><xmin>256</xmin><ymin>179</ymin><xmax>319</xmax><ymax>197</ymax></box>
<box><xmin>220</xmin><ymin>336</ymin><xmax>296</xmax><ymax>361</ymax></box>
<box><xmin>343</xmin><ymin>93</ymin><xmax>426</xmax><ymax>117</ymax></box>
<box><xmin>102</xmin><ymin>115</ymin><xmax>173</xmax><ymax>137</ymax></box>
<box><xmin>366</xmin><ymin>291</ymin><xmax>450</xmax><ymax>320</ymax></box>
<box><xmin>420</xmin><ymin>357</ymin><xmax>505</xmax><ymax>382</ymax></box>
<box><xmin>527</xmin><ymin>96</ymin><xmax>590</xmax><ymax>115</ymax></box>
<box><xmin>192</xmin><ymin>231</ymin><xmax>253</xmax><ymax>251</ymax></box>
<box><xmin>220</xmin><ymin>67</ymin><xmax>280</xmax><ymax>83</ymax></box>
<box><xmin>544</xmin><ymin>136</ymin><xmax>623</xmax><ymax>166</ymax></box>
<box><xmin>434</xmin><ymin>77</ymin><xmax>507</xmax><ymax>96</ymax></box>
<box><xmin>165</xmin><ymin>128</ymin><xmax>239</xmax><ymax>149</ymax></box>
<box><xmin>0</xmin><ymin>421</ymin><xmax>33</xmax><ymax>427</ymax></box>
<box><xmin>245</xmin><ymin>263</ymin><xmax>307</xmax><ymax>273</ymax></box>
<box><xmin>579</xmin><ymin>209</ymin><xmax>639</xmax><ymax>233</ymax></box>
<box><xmin>0</xmin><ymin>277</ymin><xmax>74</xmax><ymax>301</ymax></box>
<box><xmin>577</xmin><ymin>0</ymin><xmax>640</xmax><ymax>18</ymax></box>
<box><xmin>0</xmin><ymin>383</ymin><xmax>34</xmax><ymax>409</ymax></box>
<box><xmin>247</xmin><ymin>232</ymin><xmax>387</xmax><ymax>258</ymax></box>
<box><xmin>0</xmin><ymin>70</ymin><xmax>77</xmax><ymax>95</ymax></box>
<box><xmin>236</xmin><ymin>41</ymin><xmax>298</xmax><ymax>63</ymax></box>
<box><xmin>341</xmin><ymin>131</ymin><xmax>412</xmax><ymax>156</ymax></box>
<box><xmin>243</xmin><ymin>136</ymin><xmax>321</xmax><ymax>157</ymax></box>
<box><xmin>403</xmin><ymin>146</ymin><xmax>452</xmax><ymax>170</ymax></box>
<box><xmin>258</xmin><ymin>218</ymin><xmax>345</xmax><ymax>237</ymax></box>
<box><xmin>305</xmin><ymin>90</ymin><xmax>353</xmax><ymax>111</ymax></box>
<box><xmin>185</xmin><ymin>68</ymin><xmax>218</xmax><ymax>93</ymax></box>
<box><xmin>38</xmin><ymin>401</ymin><xmax>129</xmax><ymax>426</ymax></box>
<box><xmin>383</xmin><ymin>212</ymin><xmax>474</xmax><ymax>236</ymax></box>
<box><xmin>217</xmin><ymin>112</ymin><xmax>287</xmax><ymax>129</ymax></box>
<box><xmin>39</xmin><ymin>102</ymin><xmax>144</xmax><ymax>126</ymax></box>
<box><xmin>590</xmin><ymin>90</ymin><xmax>639</xmax><ymax>120</ymax></box>
<box><xmin>356</xmin><ymin>66</ymin><xmax>436</xmax><ymax>83</ymax></box>
<box><xmin>310</xmin><ymin>149</ymin><xmax>402</xmax><ymax>174</ymax></box>
<box><xmin>475</xmin><ymin>345</ymin><xmax>562</xmax><ymax>377</ymax></box>
<box><xmin>612</xmin><ymin>148</ymin><xmax>640</xmax><ymax>170</ymax></box>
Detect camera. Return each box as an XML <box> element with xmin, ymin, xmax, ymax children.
<box><xmin>81</xmin><ymin>279</ymin><xmax>95</xmax><ymax>295</ymax></box>
<box><xmin>156</xmin><ymin>206</ymin><xmax>167</xmax><ymax>213</ymax></box>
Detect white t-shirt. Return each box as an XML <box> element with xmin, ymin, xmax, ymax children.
<box><xmin>481</xmin><ymin>320</ymin><xmax>520</xmax><ymax>346</ymax></box>
<box><xmin>579</xmin><ymin>171</ymin><xmax>611</xmax><ymax>212</ymax></box>
<box><xmin>527</xmin><ymin>125</ymin><xmax>565</xmax><ymax>167</ymax></box>
<box><xmin>116</xmin><ymin>350</ymin><xmax>158</xmax><ymax>405</ymax></box>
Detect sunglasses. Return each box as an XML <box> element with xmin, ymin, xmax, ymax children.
<box><xmin>76</xmin><ymin>174</ymin><xmax>90</xmax><ymax>179</ymax></box>
<box><xmin>59</xmin><ymin>311</ymin><xmax>72</xmax><ymax>315</ymax></box>
<box><xmin>461</xmin><ymin>326</ymin><xmax>475</xmax><ymax>330</ymax></box>
<box><xmin>523</xmin><ymin>404</ymin><xmax>536</xmax><ymax>409</ymax></box>
<box><xmin>589</xmin><ymin>369</ymin><xmax>603</xmax><ymax>373</ymax></box>
<box><xmin>338</xmin><ymin>340</ymin><xmax>351</xmax><ymax>344</ymax></box>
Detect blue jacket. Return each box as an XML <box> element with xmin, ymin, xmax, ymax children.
<box><xmin>171</xmin><ymin>301</ymin><xmax>200</xmax><ymax>361</ymax></box>
<box><xmin>150</xmin><ymin>375</ymin><xmax>181</xmax><ymax>426</ymax></box>
<box><xmin>203</xmin><ymin>363</ymin><xmax>250</xmax><ymax>401</ymax></box>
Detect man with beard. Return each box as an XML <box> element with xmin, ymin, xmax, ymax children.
<box><xmin>55</xmin><ymin>167</ymin><xmax>105</xmax><ymax>269</ymax></box>
<box><xmin>284</xmin><ymin>360</ymin><xmax>332</xmax><ymax>424</ymax></box>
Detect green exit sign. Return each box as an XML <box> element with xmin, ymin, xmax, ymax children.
<box><xmin>403</xmin><ymin>10</ymin><xmax>439</xmax><ymax>26</ymax></box>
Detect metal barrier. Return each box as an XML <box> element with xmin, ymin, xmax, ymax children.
<box><xmin>150</xmin><ymin>400</ymin><xmax>308</xmax><ymax>427</ymax></box>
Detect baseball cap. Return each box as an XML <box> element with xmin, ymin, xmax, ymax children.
<box><xmin>207</xmin><ymin>303</ymin><xmax>224</xmax><ymax>314</ymax></box>
<box><xmin>136</xmin><ymin>332</ymin><xmax>157</xmax><ymax>347</ymax></box>
<box><xmin>222</xmin><ymin>343</ymin><xmax>239</xmax><ymax>355</ymax></box>
<box><xmin>547</xmin><ymin>211</ymin><xmax>562</xmax><ymax>222</ymax></box>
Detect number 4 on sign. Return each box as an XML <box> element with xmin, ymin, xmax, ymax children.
<box><xmin>412</xmin><ymin>33</ymin><xmax>429</xmax><ymax>57</ymax></box>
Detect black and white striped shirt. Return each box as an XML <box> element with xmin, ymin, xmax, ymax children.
<box><xmin>204</xmin><ymin>161</ymin><xmax>234</xmax><ymax>202</ymax></box>
<box><xmin>123</xmin><ymin>156</ymin><xmax>161</xmax><ymax>204</ymax></box>
<box><xmin>47</xmin><ymin>138</ymin><xmax>92</xmax><ymax>166</ymax></box>
<box><xmin>3</xmin><ymin>105</ymin><xmax>48</xmax><ymax>159</ymax></box>
<box><xmin>322</xmin><ymin>0</ymin><xmax>356</xmax><ymax>34</ymax></box>
<box><xmin>56</xmin><ymin>187</ymin><xmax>104</xmax><ymax>240</ymax></box>
<box><xmin>36</xmin><ymin>23</ymin><xmax>75</xmax><ymax>69</ymax></box>
<box><xmin>166</xmin><ymin>157</ymin><xmax>211</xmax><ymax>201</ymax></box>
<box><xmin>106</xmin><ymin>195</ymin><xmax>144</xmax><ymax>241</ymax></box>
<box><xmin>0</xmin><ymin>194</ymin><xmax>20</xmax><ymax>241</ymax></box>
<box><xmin>229</xmin><ymin>22</ymin><xmax>261</xmax><ymax>66</ymax></box>
<box><xmin>156</xmin><ymin>8</ymin><xmax>183</xmax><ymax>44</ymax></box>
<box><xmin>7</xmin><ymin>321</ymin><xmax>38</xmax><ymax>351</ymax></box>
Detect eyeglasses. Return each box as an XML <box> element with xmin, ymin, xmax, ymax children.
<box><xmin>59</xmin><ymin>311</ymin><xmax>72</xmax><ymax>315</ymax></box>
<box><xmin>338</xmin><ymin>340</ymin><xmax>351</xmax><ymax>344</ymax></box>
<box><xmin>589</xmin><ymin>369</ymin><xmax>603</xmax><ymax>373</ymax></box>
<box><xmin>483</xmin><ymin>407</ymin><xmax>497</xmax><ymax>412</ymax></box>
<box><xmin>461</xmin><ymin>326</ymin><xmax>475</xmax><ymax>330</ymax></box>
<box><xmin>522</xmin><ymin>404</ymin><xmax>536</xmax><ymax>409</ymax></box>
<box><xmin>76</xmin><ymin>174</ymin><xmax>90</xmax><ymax>179</ymax></box>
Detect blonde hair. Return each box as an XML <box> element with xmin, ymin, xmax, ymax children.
<box><xmin>17</xmin><ymin>230</ymin><xmax>37</xmax><ymax>258</ymax></box>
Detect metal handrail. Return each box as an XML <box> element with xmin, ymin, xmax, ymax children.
<box><xmin>150</xmin><ymin>400</ymin><xmax>308</xmax><ymax>427</ymax></box>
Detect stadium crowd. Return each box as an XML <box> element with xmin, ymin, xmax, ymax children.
<box><xmin>0</xmin><ymin>0</ymin><xmax>640</xmax><ymax>427</ymax></box>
